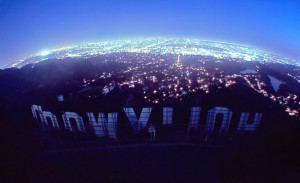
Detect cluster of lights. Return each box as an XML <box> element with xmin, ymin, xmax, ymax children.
<box><xmin>4</xmin><ymin>38</ymin><xmax>299</xmax><ymax>69</ymax></box>
<box><xmin>238</xmin><ymin>73</ymin><xmax>300</xmax><ymax>116</ymax></box>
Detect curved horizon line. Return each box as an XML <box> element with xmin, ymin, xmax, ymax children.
<box><xmin>2</xmin><ymin>37</ymin><xmax>299</xmax><ymax>69</ymax></box>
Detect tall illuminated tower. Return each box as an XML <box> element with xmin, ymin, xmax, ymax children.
<box><xmin>177</xmin><ymin>55</ymin><xmax>182</xmax><ymax>66</ymax></box>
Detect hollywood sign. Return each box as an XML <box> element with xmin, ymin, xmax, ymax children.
<box><xmin>31</xmin><ymin>105</ymin><xmax>262</xmax><ymax>139</ymax></box>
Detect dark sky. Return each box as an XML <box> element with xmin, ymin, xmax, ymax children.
<box><xmin>0</xmin><ymin>0</ymin><xmax>299</xmax><ymax>66</ymax></box>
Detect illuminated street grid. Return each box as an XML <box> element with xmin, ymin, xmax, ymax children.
<box><xmin>4</xmin><ymin>38</ymin><xmax>299</xmax><ymax>68</ymax></box>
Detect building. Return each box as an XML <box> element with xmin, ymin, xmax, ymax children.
<box><xmin>177</xmin><ymin>55</ymin><xmax>182</xmax><ymax>66</ymax></box>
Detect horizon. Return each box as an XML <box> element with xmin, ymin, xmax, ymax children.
<box><xmin>3</xmin><ymin>37</ymin><xmax>298</xmax><ymax>69</ymax></box>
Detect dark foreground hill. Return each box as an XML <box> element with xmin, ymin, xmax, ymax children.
<box><xmin>1</xmin><ymin>55</ymin><xmax>300</xmax><ymax>183</ymax></box>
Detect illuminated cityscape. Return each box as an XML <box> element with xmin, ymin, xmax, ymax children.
<box><xmin>2</xmin><ymin>38</ymin><xmax>299</xmax><ymax>117</ymax></box>
<box><xmin>1</xmin><ymin>0</ymin><xmax>300</xmax><ymax>182</ymax></box>
<box><xmin>3</xmin><ymin>38</ymin><xmax>299</xmax><ymax>69</ymax></box>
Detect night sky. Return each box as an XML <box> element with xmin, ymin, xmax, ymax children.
<box><xmin>0</xmin><ymin>0</ymin><xmax>299</xmax><ymax>66</ymax></box>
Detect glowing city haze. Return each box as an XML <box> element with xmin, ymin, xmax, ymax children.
<box><xmin>4</xmin><ymin>38</ymin><xmax>298</xmax><ymax>69</ymax></box>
